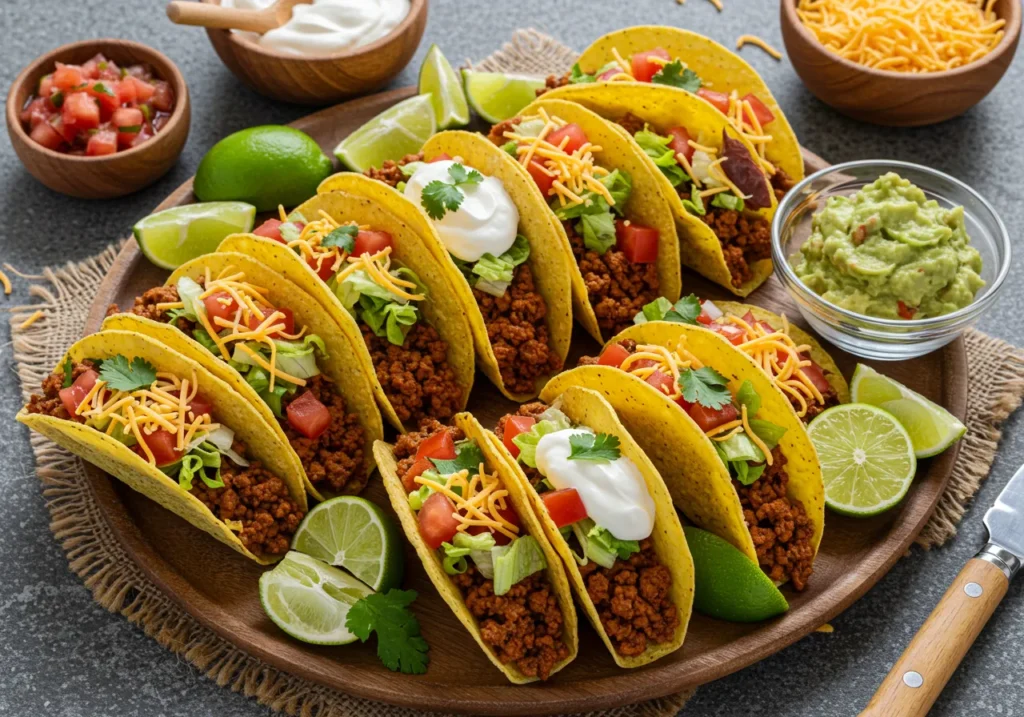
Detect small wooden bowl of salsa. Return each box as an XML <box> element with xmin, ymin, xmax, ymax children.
<box><xmin>6</xmin><ymin>39</ymin><xmax>191</xmax><ymax>199</ymax></box>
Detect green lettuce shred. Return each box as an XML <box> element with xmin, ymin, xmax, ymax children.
<box><xmin>492</xmin><ymin>535</ymin><xmax>547</xmax><ymax>596</ymax></box>
<box><xmin>511</xmin><ymin>408</ymin><xmax>573</xmax><ymax>467</ymax></box>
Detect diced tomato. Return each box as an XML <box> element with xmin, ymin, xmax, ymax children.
<box><xmin>135</xmin><ymin>429</ymin><xmax>184</xmax><ymax>466</ymax></box>
<box><xmin>799</xmin><ymin>355</ymin><xmax>833</xmax><ymax>395</ymax></box>
<box><xmin>58</xmin><ymin>369</ymin><xmax>99</xmax><ymax>419</ymax></box>
<box><xmin>203</xmin><ymin>291</ymin><xmax>241</xmax><ymax>323</ymax></box>
<box><xmin>21</xmin><ymin>97</ymin><xmax>51</xmax><ymax>128</ymax></box>
<box><xmin>469</xmin><ymin>505</ymin><xmax>521</xmax><ymax>545</ymax></box>
<box><xmin>62</xmin><ymin>92</ymin><xmax>100</xmax><ymax>136</ymax></box>
<box><xmin>80</xmin><ymin>54</ymin><xmax>104</xmax><ymax>80</ymax></box>
<box><xmin>615</xmin><ymin>220</ymin><xmax>659</xmax><ymax>263</ymax></box>
<box><xmin>645</xmin><ymin>370</ymin><xmax>677</xmax><ymax>398</ymax></box>
<box><xmin>253</xmin><ymin>218</ymin><xmax>285</xmax><ymax>243</ymax></box>
<box><xmin>116</xmin><ymin>78</ymin><xmax>138</xmax><ymax>105</ymax></box>
<box><xmin>353</xmin><ymin>230</ymin><xmax>394</xmax><ymax>256</ymax></box>
<box><xmin>541</xmin><ymin>488</ymin><xmax>588</xmax><ymax>528</ymax></box>
<box><xmin>98</xmin><ymin>59</ymin><xmax>121</xmax><ymax>82</ymax></box>
<box><xmin>526</xmin><ymin>159</ymin><xmax>555</xmax><ymax>197</ymax></box>
<box><xmin>150</xmin><ymin>81</ymin><xmax>174</xmax><ymax>112</ymax></box>
<box><xmin>285</xmin><ymin>390</ymin><xmax>331</xmax><ymax>440</ymax></box>
<box><xmin>708</xmin><ymin>321</ymin><xmax>746</xmax><ymax>346</ymax></box>
<box><xmin>402</xmin><ymin>458</ymin><xmax>434</xmax><ymax>492</ymax></box>
<box><xmin>675</xmin><ymin>394</ymin><xmax>694</xmax><ymax>412</ymax></box>
<box><xmin>38</xmin><ymin>75</ymin><xmax>55</xmax><ymax>101</ymax></box>
<box><xmin>631</xmin><ymin>48</ymin><xmax>671</xmax><ymax>83</ymax></box>
<box><xmin>697</xmin><ymin>88</ymin><xmax>731</xmax><ymax>115</ymax></box>
<box><xmin>597</xmin><ymin>342</ymin><xmax>632</xmax><ymax>368</ymax></box>
<box><xmin>86</xmin><ymin>81</ymin><xmax>120</xmax><ymax>119</ymax></box>
<box><xmin>86</xmin><ymin>130</ymin><xmax>117</xmax><ymax>157</ymax></box>
<box><xmin>632</xmin><ymin>358</ymin><xmax>657</xmax><ymax>369</ymax></box>
<box><xmin>187</xmin><ymin>392</ymin><xmax>213</xmax><ymax>418</ymax></box>
<box><xmin>127</xmin><ymin>76</ymin><xmax>155</xmax><ymax>103</ymax></box>
<box><xmin>696</xmin><ymin>304</ymin><xmax>714</xmax><ymax>325</ymax></box>
<box><xmin>53</xmin><ymin>63</ymin><xmax>84</xmax><ymax>91</ymax></box>
<box><xmin>129</xmin><ymin>126</ymin><xmax>154</xmax><ymax>149</ymax></box>
<box><xmin>415</xmin><ymin>431</ymin><xmax>456</xmax><ymax>461</ymax></box>
<box><xmin>428</xmin><ymin>153</ymin><xmax>452</xmax><ymax>163</ymax></box>
<box><xmin>112</xmin><ymin>107</ymin><xmax>144</xmax><ymax>149</ymax></box>
<box><xmin>741</xmin><ymin>93</ymin><xmax>775</xmax><ymax>127</ymax></box>
<box><xmin>688</xmin><ymin>402</ymin><xmax>739</xmax><ymax>433</ymax></box>
<box><xmin>547</xmin><ymin>123</ymin><xmax>588</xmax><ymax>154</ymax></box>
<box><xmin>418</xmin><ymin>492</ymin><xmax>460</xmax><ymax>549</ymax></box>
<box><xmin>502</xmin><ymin>416</ymin><xmax>536</xmax><ymax>458</ymax></box>
<box><xmin>268</xmin><ymin>307</ymin><xmax>295</xmax><ymax>337</ymax></box>
<box><xmin>897</xmin><ymin>300</ymin><xmax>917</xmax><ymax>320</ymax></box>
<box><xmin>667</xmin><ymin>126</ymin><xmax>695</xmax><ymax>165</ymax></box>
<box><xmin>30</xmin><ymin>121</ymin><xmax>64</xmax><ymax>151</ymax></box>
<box><xmin>306</xmin><ymin>254</ymin><xmax>336</xmax><ymax>281</ymax></box>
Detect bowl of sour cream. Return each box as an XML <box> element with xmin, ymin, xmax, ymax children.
<box><xmin>201</xmin><ymin>0</ymin><xmax>427</xmax><ymax>104</ymax></box>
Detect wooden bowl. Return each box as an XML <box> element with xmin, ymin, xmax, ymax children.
<box><xmin>200</xmin><ymin>0</ymin><xmax>428</xmax><ymax>105</ymax></box>
<box><xmin>780</xmin><ymin>0</ymin><xmax>1021</xmax><ymax>126</ymax></box>
<box><xmin>6</xmin><ymin>39</ymin><xmax>191</xmax><ymax>199</ymax></box>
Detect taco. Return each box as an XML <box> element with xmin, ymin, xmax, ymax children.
<box><xmin>104</xmin><ymin>252</ymin><xmax>383</xmax><ymax>502</ymax></box>
<box><xmin>374</xmin><ymin>415</ymin><xmax>578</xmax><ymax>683</ymax></box>
<box><xmin>542</xmin><ymin>25</ymin><xmax>803</xmax><ymax>187</ymax></box>
<box><xmin>539</xmin><ymin>83</ymin><xmax>780</xmax><ymax>296</ymax></box>
<box><xmin>349</xmin><ymin>131</ymin><xmax>575</xmax><ymax>401</ymax></box>
<box><xmin>486</xmin><ymin>98</ymin><xmax>682</xmax><ymax>341</ymax></box>
<box><xmin>220</xmin><ymin>184</ymin><xmax>475</xmax><ymax>432</ymax></box>
<box><xmin>555</xmin><ymin>322</ymin><xmax>824</xmax><ymax>590</ymax></box>
<box><xmin>634</xmin><ymin>295</ymin><xmax>850</xmax><ymax>421</ymax></box>
<box><xmin>18</xmin><ymin>330</ymin><xmax>308</xmax><ymax>564</ymax></box>
<box><xmin>487</xmin><ymin>386</ymin><xmax>693</xmax><ymax>666</ymax></box>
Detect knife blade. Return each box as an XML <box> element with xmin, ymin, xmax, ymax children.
<box><xmin>861</xmin><ymin>463</ymin><xmax>1024</xmax><ymax>717</ymax></box>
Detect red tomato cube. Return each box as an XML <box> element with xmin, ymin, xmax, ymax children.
<box><xmin>353</xmin><ymin>230</ymin><xmax>394</xmax><ymax>256</ymax></box>
<box><xmin>547</xmin><ymin>123</ymin><xmax>589</xmax><ymax>154</ymax></box>
<box><xmin>615</xmin><ymin>220</ymin><xmax>659</xmax><ymax>263</ymax></box>
<box><xmin>502</xmin><ymin>416</ymin><xmax>536</xmax><ymax>459</ymax></box>
<box><xmin>86</xmin><ymin>81</ymin><xmax>120</xmax><ymax>120</ymax></box>
<box><xmin>53</xmin><ymin>63</ymin><xmax>85</xmax><ymax>91</ymax></box>
<box><xmin>86</xmin><ymin>130</ymin><xmax>118</xmax><ymax>157</ymax></box>
<box><xmin>688</xmin><ymin>402</ymin><xmax>739</xmax><ymax>433</ymax></box>
<box><xmin>38</xmin><ymin>75</ymin><xmax>55</xmax><ymax>101</ymax></box>
<box><xmin>135</xmin><ymin>428</ymin><xmax>184</xmax><ymax>466</ymax></box>
<box><xmin>526</xmin><ymin>159</ymin><xmax>555</xmax><ymax>197</ymax></box>
<box><xmin>645</xmin><ymin>370</ymin><xmax>677</xmax><ymax>397</ymax></box>
<box><xmin>112</xmin><ymin>107</ymin><xmax>144</xmax><ymax>149</ymax></box>
<box><xmin>306</xmin><ymin>254</ymin><xmax>336</xmax><ymax>281</ymax></box>
<box><xmin>150</xmin><ymin>81</ymin><xmax>174</xmax><ymax>112</ymax></box>
<box><xmin>667</xmin><ymin>126</ymin><xmax>695</xmax><ymax>165</ymax></box>
<box><xmin>402</xmin><ymin>458</ymin><xmax>434</xmax><ymax>492</ymax></box>
<box><xmin>58</xmin><ymin>369</ymin><xmax>99</xmax><ymax>418</ymax></box>
<box><xmin>30</xmin><ymin>121</ymin><xmax>64</xmax><ymax>151</ymax></box>
<box><xmin>631</xmin><ymin>48</ymin><xmax>671</xmax><ymax>82</ymax></box>
<box><xmin>285</xmin><ymin>390</ymin><xmax>332</xmax><ymax>440</ymax></box>
<box><xmin>741</xmin><ymin>93</ymin><xmax>775</xmax><ymax>127</ymax></box>
<box><xmin>128</xmin><ymin>76</ymin><xmax>156</xmax><ymax>103</ymax></box>
<box><xmin>415</xmin><ymin>431</ymin><xmax>457</xmax><ymax>461</ymax></box>
<box><xmin>253</xmin><ymin>219</ymin><xmax>285</xmax><ymax>243</ymax></box>
<box><xmin>697</xmin><ymin>88</ymin><xmax>731</xmax><ymax>115</ymax></box>
<box><xmin>62</xmin><ymin>92</ymin><xmax>100</xmax><ymax>137</ymax></box>
<box><xmin>418</xmin><ymin>493</ymin><xmax>460</xmax><ymax>549</ymax></box>
<box><xmin>597</xmin><ymin>342</ymin><xmax>632</xmax><ymax>368</ymax></box>
<box><xmin>541</xmin><ymin>488</ymin><xmax>588</xmax><ymax>528</ymax></box>
<box><xmin>708</xmin><ymin>322</ymin><xmax>747</xmax><ymax>346</ymax></box>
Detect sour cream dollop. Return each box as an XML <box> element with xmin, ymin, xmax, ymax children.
<box><xmin>222</xmin><ymin>0</ymin><xmax>410</xmax><ymax>58</ymax></box>
<box><xmin>535</xmin><ymin>429</ymin><xmax>655</xmax><ymax>541</ymax></box>
<box><xmin>403</xmin><ymin>160</ymin><xmax>519</xmax><ymax>262</ymax></box>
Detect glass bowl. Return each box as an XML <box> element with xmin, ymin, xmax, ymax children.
<box><xmin>771</xmin><ymin>160</ymin><xmax>1011</xmax><ymax>360</ymax></box>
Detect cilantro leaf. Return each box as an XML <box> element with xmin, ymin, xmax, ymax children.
<box><xmin>99</xmin><ymin>355</ymin><xmax>157</xmax><ymax>392</ymax></box>
<box><xmin>679</xmin><ymin>367</ymin><xmax>732</xmax><ymax>410</ymax></box>
<box><xmin>447</xmin><ymin>163</ymin><xmax>482</xmax><ymax>186</ymax></box>
<box><xmin>569</xmin><ymin>63</ymin><xmax>596</xmax><ymax>84</ymax></box>
<box><xmin>431</xmin><ymin>440</ymin><xmax>486</xmax><ymax>476</ymax></box>
<box><xmin>321</xmin><ymin>224</ymin><xmax>358</xmax><ymax>251</ymax></box>
<box><xmin>62</xmin><ymin>357</ymin><xmax>75</xmax><ymax>388</ymax></box>
<box><xmin>92</xmin><ymin>82</ymin><xmax>115</xmax><ymax>97</ymax></box>
<box><xmin>345</xmin><ymin>590</ymin><xmax>429</xmax><ymax>675</ymax></box>
<box><xmin>652</xmin><ymin>61</ymin><xmax>702</xmax><ymax>93</ymax></box>
<box><xmin>421</xmin><ymin>180</ymin><xmax>465</xmax><ymax>220</ymax></box>
<box><xmin>568</xmin><ymin>433</ymin><xmax>621</xmax><ymax>463</ymax></box>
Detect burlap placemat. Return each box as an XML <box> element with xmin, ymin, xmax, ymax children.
<box><xmin>9</xmin><ymin>30</ymin><xmax>1024</xmax><ymax>717</ymax></box>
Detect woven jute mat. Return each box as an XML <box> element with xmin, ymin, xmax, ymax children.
<box><xmin>10</xmin><ymin>30</ymin><xmax>1024</xmax><ymax>717</ymax></box>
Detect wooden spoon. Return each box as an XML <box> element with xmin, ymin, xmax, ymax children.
<box><xmin>166</xmin><ymin>0</ymin><xmax>312</xmax><ymax>34</ymax></box>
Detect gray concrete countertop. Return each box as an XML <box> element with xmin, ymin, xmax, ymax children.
<box><xmin>2</xmin><ymin>1</ymin><xmax>1022</xmax><ymax>715</ymax></box>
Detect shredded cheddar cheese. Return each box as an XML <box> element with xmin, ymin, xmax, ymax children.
<box><xmin>796</xmin><ymin>0</ymin><xmax>1006</xmax><ymax>73</ymax></box>
<box><xmin>0</xmin><ymin>268</ymin><xmax>10</xmax><ymax>296</ymax></box>
<box><xmin>736</xmin><ymin>35</ymin><xmax>783</xmax><ymax>60</ymax></box>
<box><xmin>415</xmin><ymin>462</ymin><xmax>520</xmax><ymax>541</ymax></box>
<box><xmin>18</xmin><ymin>310</ymin><xmax>44</xmax><ymax>329</ymax></box>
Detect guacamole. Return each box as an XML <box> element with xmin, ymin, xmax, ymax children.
<box><xmin>792</xmin><ymin>172</ymin><xmax>984</xmax><ymax>320</ymax></box>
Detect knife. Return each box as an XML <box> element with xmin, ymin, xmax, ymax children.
<box><xmin>861</xmin><ymin>463</ymin><xmax>1024</xmax><ymax>716</ymax></box>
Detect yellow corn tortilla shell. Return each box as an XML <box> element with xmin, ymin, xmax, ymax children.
<box><xmin>374</xmin><ymin>413</ymin><xmax>578</xmax><ymax>683</ymax></box>
<box><xmin>575</xmin><ymin>25</ymin><xmax>804</xmax><ymax>184</ymax></box>
<box><xmin>484</xmin><ymin>386</ymin><xmax>693</xmax><ymax>668</ymax></box>
<box><xmin>320</xmin><ymin>136</ymin><xmax>574</xmax><ymax>401</ymax></box>
<box><xmin>714</xmin><ymin>301</ymin><xmax>850</xmax><ymax>404</ymax></box>
<box><xmin>506</xmin><ymin>98</ymin><xmax>682</xmax><ymax>342</ymax></box>
<box><xmin>218</xmin><ymin>188</ymin><xmax>475</xmax><ymax>432</ymax></box>
<box><xmin>17</xmin><ymin>330</ymin><xmax>308</xmax><ymax>564</ymax></box>
<box><xmin>104</xmin><ymin>252</ymin><xmax>383</xmax><ymax>502</ymax></box>
<box><xmin>541</xmin><ymin>83</ymin><xmax>775</xmax><ymax>296</ymax></box>
<box><xmin>541</xmin><ymin>323</ymin><xmax>825</xmax><ymax>578</ymax></box>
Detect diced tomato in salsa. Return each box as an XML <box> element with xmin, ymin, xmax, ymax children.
<box><xmin>86</xmin><ymin>130</ymin><xmax>117</xmax><ymax>157</ymax></box>
<box><xmin>415</xmin><ymin>431</ymin><xmax>457</xmax><ymax>461</ymax></box>
<box><xmin>53</xmin><ymin>63</ymin><xmax>84</xmax><ymax>91</ymax></box>
<box><xmin>688</xmin><ymin>402</ymin><xmax>739</xmax><ymax>433</ymax></box>
<box><xmin>547</xmin><ymin>123</ymin><xmax>588</xmax><ymax>154</ymax></box>
<box><xmin>30</xmin><ymin>121</ymin><xmax>64</xmax><ymax>151</ymax></box>
<box><xmin>253</xmin><ymin>219</ymin><xmax>285</xmax><ymax>243</ymax></box>
<box><xmin>86</xmin><ymin>81</ymin><xmax>120</xmax><ymax>120</ymax></box>
<box><xmin>615</xmin><ymin>220</ymin><xmax>659</xmax><ymax>263</ymax></box>
<box><xmin>418</xmin><ymin>492</ymin><xmax>460</xmax><ymax>549</ymax></box>
<box><xmin>63</xmin><ymin>92</ymin><xmax>100</xmax><ymax>135</ymax></box>
<box><xmin>285</xmin><ymin>390</ymin><xmax>331</xmax><ymax>440</ymax></box>
<box><xmin>502</xmin><ymin>416</ymin><xmax>536</xmax><ymax>458</ymax></box>
<box><xmin>135</xmin><ymin>428</ymin><xmax>184</xmax><ymax>467</ymax></box>
<box><xmin>353</xmin><ymin>230</ymin><xmax>394</xmax><ymax>256</ymax></box>
<box><xmin>597</xmin><ymin>343</ymin><xmax>631</xmax><ymax>368</ymax></box>
<box><xmin>58</xmin><ymin>369</ymin><xmax>99</xmax><ymax>420</ymax></box>
<box><xmin>631</xmin><ymin>48</ymin><xmax>671</xmax><ymax>83</ymax></box>
<box><xmin>667</xmin><ymin>126</ymin><xmax>695</xmax><ymax>165</ymax></box>
<box><xmin>697</xmin><ymin>88</ymin><xmax>731</xmax><ymax>115</ymax></box>
<box><xmin>541</xmin><ymin>488</ymin><xmax>588</xmax><ymax>528</ymax></box>
<box><xmin>741</xmin><ymin>93</ymin><xmax>775</xmax><ymax>127</ymax></box>
<box><xmin>112</xmin><ymin>107</ymin><xmax>144</xmax><ymax>149</ymax></box>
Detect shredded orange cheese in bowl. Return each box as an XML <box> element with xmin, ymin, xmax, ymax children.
<box><xmin>414</xmin><ymin>461</ymin><xmax>520</xmax><ymax>541</ymax></box>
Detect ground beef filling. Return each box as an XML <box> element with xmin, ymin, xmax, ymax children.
<box><xmin>362</xmin><ymin>323</ymin><xmax>463</xmax><ymax>427</ymax></box>
<box><xmin>536</xmin><ymin>73</ymin><xmax>571</xmax><ymax>96</ymax></box>
<box><xmin>617</xmin><ymin>112</ymin><xmax>646</xmax><ymax>136</ymax></box>
<box><xmin>452</xmin><ymin>566</ymin><xmax>569</xmax><ymax>680</ymax></box>
<box><xmin>567</xmin><ymin>223</ymin><xmax>659</xmax><ymax>338</ymax></box>
<box><xmin>800</xmin><ymin>380</ymin><xmax>840</xmax><ymax>422</ymax></box>
<box><xmin>363</xmin><ymin>152</ymin><xmax>424</xmax><ymax>188</ymax></box>
<box><xmin>26</xmin><ymin>360</ymin><xmax>98</xmax><ymax>420</ymax></box>
<box><xmin>771</xmin><ymin>167</ymin><xmax>795</xmax><ymax>202</ymax></box>
<box><xmin>494</xmin><ymin>402</ymin><xmax>550</xmax><ymax>487</ymax></box>
<box><xmin>578</xmin><ymin>539</ymin><xmax>679</xmax><ymax>657</ymax></box>
<box><xmin>702</xmin><ymin>208</ymin><xmax>773</xmax><ymax>288</ymax></box>
<box><xmin>735</xmin><ymin>448</ymin><xmax>815</xmax><ymax>590</ymax></box>
<box><xmin>393</xmin><ymin>418</ymin><xmax>466</xmax><ymax>477</ymax></box>
<box><xmin>110</xmin><ymin>284</ymin><xmax>194</xmax><ymax>335</ymax></box>
<box><xmin>487</xmin><ymin>118</ymin><xmax>521</xmax><ymax>146</ymax></box>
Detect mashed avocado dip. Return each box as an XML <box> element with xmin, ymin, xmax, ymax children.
<box><xmin>792</xmin><ymin>172</ymin><xmax>984</xmax><ymax>320</ymax></box>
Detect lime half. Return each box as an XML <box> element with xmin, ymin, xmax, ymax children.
<box><xmin>134</xmin><ymin>202</ymin><xmax>256</xmax><ymax>270</ymax></box>
<box><xmin>850</xmin><ymin>363</ymin><xmax>966</xmax><ymax>458</ymax></box>
<box><xmin>259</xmin><ymin>551</ymin><xmax>372</xmax><ymax>645</ymax></box>
<box><xmin>462</xmin><ymin>70</ymin><xmax>546</xmax><ymax>124</ymax></box>
<box><xmin>291</xmin><ymin>496</ymin><xmax>403</xmax><ymax>592</ymax></box>
<box><xmin>419</xmin><ymin>44</ymin><xmax>469</xmax><ymax>129</ymax></box>
<box><xmin>808</xmin><ymin>403</ymin><xmax>917</xmax><ymax>517</ymax></box>
<box><xmin>334</xmin><ymin>94</ymin><xmax>437</xmax><ymax>173</ymax></box>
<box><xmin>684</xmin><ymin>526</ymin><xmax>788</xmax><ymax>622</ymax></box>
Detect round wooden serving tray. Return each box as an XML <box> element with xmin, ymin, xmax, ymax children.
<box><xmin>84</xmin><ymin>87</ymin><xmax>967</xmax><ymax>715</ymax></box>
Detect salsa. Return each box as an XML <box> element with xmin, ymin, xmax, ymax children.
<box><xmin>20</xmin><ymin>54</ymin><xmax>175</xmax><ymax>156</ymax></box>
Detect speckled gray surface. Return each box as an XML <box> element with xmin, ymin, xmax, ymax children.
<box><xmin>1</xmin><ymin>1</ymin><xmax>1022</xmax><ymax>716</ymax></box>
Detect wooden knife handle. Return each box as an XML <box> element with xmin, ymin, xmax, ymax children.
<box><xmin>861</xmin><ymin>557</ymin><xmax>1008</xmax><ymax>717</ymax></box>
<box><xmin>166</xmin><ymin>2</ymin><xmax>277</xmax><ymax>34</ymax></box>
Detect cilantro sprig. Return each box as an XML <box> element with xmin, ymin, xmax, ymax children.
<box><xmin>634</xmin><ymin>295</ymin><xmax>702</xmax><ymax>326</ymax></box>
<box><xmin>679</xmin><ymin>366</ymin><xmax>732</xmax><ymax>410</ymax></box>
<box><xmin>346</xmin><ymin>589</ymin><xmax>429</xmax><ymax>675</ymax></box>
<box><xmin>652</xmin><ymin>61</ymin><xmax>703</xmax><ymax>93</ymax></box>
<box><xmin>322</xmin><ymin>224</ymin><xmax>358</xmax><ymax>251</ymax></box>
<box><xmin>430</xmin><ymin>440</ymin><xmax>486</xmax><ymax>476</ymax></box>
<box><xmin>568</xmin><ymin>433</ymin><xmax>621</xmax><ymax>463</ymax></box>
<box><xmin>99</xmin><ymin>355</ymin><xmax>157</xmax><ymax>392</ymax></box>
<box><xmin>420</xmin><ymin>163</ymin><xmax>483</xmax><ymax>220</ymax></box>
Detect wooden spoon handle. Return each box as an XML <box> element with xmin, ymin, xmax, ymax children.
<box><xmin>861</xmin><ymin>557</ymin><xmax>1009</xmax><ymax>717</ymax></box>
<box><xmin>166</xmin><ymin>2</ymin><xmax>278</xmax><ymax>34</ymax></box>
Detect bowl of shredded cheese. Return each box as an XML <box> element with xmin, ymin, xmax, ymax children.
<box><xmin>780</xmin><ymin>0</ymin><xmax>1020</xmax><ymax>126</ymax></box>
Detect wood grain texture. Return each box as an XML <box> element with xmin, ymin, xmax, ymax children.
<box><xmin>199</xmin><ymin>0</ymin><xmax>427</xmax><ymax>105</ymax></box>
<box><xmin>861</xmin><ymin>558</ymin><xmax>1009</xmax><ymax>717</ymax></box>
<box><xmin>167</xmin><ymin>0</ymin><xmax>313</xmax><ymax>34</ymax></box>
<box><xmin>780</xmin><ymin>0</ymin><xmax>1021</xmax><ymax>127</ymax></box>
<box><xmin>80</xmin><ymin>87</ymin><xmax>968</xmax><ymax>715</ymax></box>
<box><xmin>5</xmin><ymin>39</ymin><xmax>191</xmax><ymax>199</ymax></box>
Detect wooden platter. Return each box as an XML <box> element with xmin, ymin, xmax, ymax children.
<box><xmin>83</xmin><ymin>86</ymin><xmax>967</xmax><ymax>715</ymax></box>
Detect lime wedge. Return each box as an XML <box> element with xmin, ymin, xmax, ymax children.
<box><xmin>334</xmin><ymin>94</ymin><xmax>437</xmax><ymax>173</ymax></box>
<box><xmin>419</xmin><ymin>44</ymin><xmax>469</xmax><ymax>129</ymax></box>
<box><xmin>684</xmin><ymin>526</ymin><xmax>788</xmax><ymax>622</ymax></box>
<box><xmin>850</xmin><ymin>364</ymin><xmax>966</xmax><ymax>458</ymax></box>
<box><xmin>462</xmin><ymin>70</ymin><xmax>546</xmax><ymax>124</ymax></box>
<box><xmin>808</xmin><ymin>403</ymin><xmax>917</xmax><ymax>517</ymax></box>
<box><xmin>291</xmin><ymin>496</ymin><xmax>403</xmax><ymax>592</ymax></box>
<box><xmin>133</xmin><ymin>202</ymin><xmax>256</xmax><ymax>270</ymax></box>
<box><xmin>259</xmin><ymin>551</ymin><xmax>372</xmax><ymax>645</ymax></box>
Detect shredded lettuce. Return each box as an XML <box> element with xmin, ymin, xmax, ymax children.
<box><xmin>568</xmin><ymin>518</ymin><xmax>639</xmax><ymax>569</ymax></box>
<box><xmin>335</xmin><ymin>266</ymin><xmax>424</xmax><ymax>345</ymax></box>
<box><xmin>278</xmin><ymin>212</ymin><xmax>307</xmax><ymax>243</ymax></box>
<box><xmin>440</xmin><ymin>532</ymin><xmax>497</xmax><ymax>577</ymax></box>
<box><xmin>191</xmin><ymin>327</ymin><xmax>220</xmax><ymax>354</ymax></box>
<box><xmin>500</xmin><ymin>140</ymin><xmax>518</xmax><ymax>158</ymax></box>
<box><xmin>492</xmin><ymin>535</ymin><xmax>547</xmax><ymax>596</ymax></box>
<box><xmin>711</xmin><ymin>192</ymin><xmax>745</xmax><ymax>212</ymax></box>
<box><xmin>634</xmin><ymin>130</ymin><xmax>689</xmax><ymax>188</ymax></box>
<box><xmin>511</xmin><ymin>408</ymin><xmax>573</xmax><ymax>467</ymax></box>
<box><xmin>175</xmin><ymin>276</ymin><xmax>205</xmax><ymax>321</ymax></box>
<box><xmin>462</xmin><ymin>235</ymin><xmax>531</xmax><ymax>298</ymax></box>
<box><xmin>163</xmin><ymin>430</ymin><xmax>250</xmax><ymax>492</ymax></box>
<box><xmin>408</xmin><ymin>470</ymin><xmax>447</xmax><ymax>510</ymax></box>
<box><xmin>681</xmin><ymin>185</ymin><xmax>706</xmax><ymax>216</ymax></box>
<box><xmin>400</xmin><ymin>161</ymin><xmax>426</xmax><ymax>177</ymax></box>
<box><xmin>552</xmin><ymin>170</ymin><xmax>632</xmax><ymax>254</ymax></box>
<box><xmin>749</xmin><ymin>418</ymin><xmax>787</xmax><ymax>450</ymax></box>
<box><xmin>736</xmin><ymin>380</ymin><xmax>761</xmax><ymax>416</ymax></box>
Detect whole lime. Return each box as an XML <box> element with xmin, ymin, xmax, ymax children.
<box><xmin>194</xmin><ymin>126</ymin><xmax>333</xmax><ymax>212</ymax></box>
